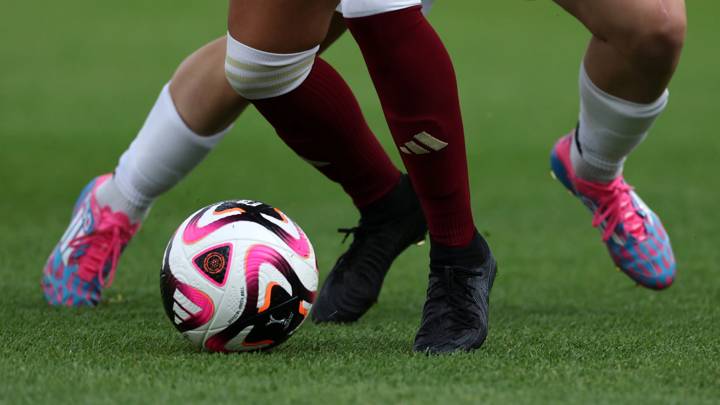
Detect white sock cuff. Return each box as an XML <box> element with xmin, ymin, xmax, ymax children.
<box><xmin>225</xmin><ymin>34</ymin><xmax>318</xmax><ymax>100</ymax></box>
<box><xmin>571</xmin><ymin>136</ymin><xmax>626</xmax><ymax>173</ymax></box>
<box><xmin>159</xmin><ymin>83</ymin><xmax>232</xmax><ymax>148</ymax></box>
<box><xmin>113</xmin><ymin>164</ymin><xmax>155</xmax><ymax>209</ymax></box>
<box><xmin>339</xmin><ymin>0</ymin><xmax>421</xmax><ymax>18</ymax></box>
<box><xmin>580</xmin><ymin>64</ymin><xmax>669</xmax><ymax>135</ymax></box>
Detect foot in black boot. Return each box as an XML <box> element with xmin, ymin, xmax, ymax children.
<box><xmin>413</xmin><ymin>232</ymin><xmax>498</xmax><ymax>354</ymax></box>
<box><xmin>312</xmin><ymin>175</ymin><xmax>427</xmax><ymax>323</ymax></box>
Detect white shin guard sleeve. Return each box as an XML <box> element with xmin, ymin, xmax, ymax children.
<box><xmin>113</xmin><ymin>84</ymin><xmax>230</xmax><ymax>208</ymax></box>
<box><xmin>572</xmin><ymin>63</ymin><xmax>669</xmax><ymax>181</ymax></box>
<box><xmin>225</xmin><ymin>35</ymin><xmax>318</xmax><ymax>100</ymax></box>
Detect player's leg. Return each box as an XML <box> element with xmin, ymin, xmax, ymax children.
<box><xmin>105</xmin><ymin>13</ymin><xmax>352</xmax><ymax>223</ymax></box>
<box><xmin>170</xmin><ymin>14</ymin><xmax>350</xmax><ymax>136</ymax></box>
<box><xmin>39</xmin><ymin>10</ymin><xmax>416</xmax><ymax>307</ymax></box>
<box><xmin>555</xmin><ymin>0</ymin><xmax>685</xmax><ymax>103</ymax></box>
<box><xmin>550</xmin><ymin>0</ymin><xmax>685</xmax><ymax>289</ymax></box>
<box><xmin>39</xmin><ymin>44</ymin><xmax>232</xmax><ymax>306</ymax></box>
<box><xmin>42</xmin><ymin>31</ymin><xmax>252</xmax><ymax>304</ymax></box>
<box><xmin>339</xmin><ymin>2</ymin><xmax>496</xmax><ymax>353</ymax></box>
<box><xmin>40</xmin><ymin>38</ymin><xmax>245</xmax><ymax>306</ymax></box>
<box><xmin>169</xmin><ymin>38</ymin><xmax>248</xmax><ymax>137</ymax></box>
<box><xmin>225</xmin><ymin>0</ymin><xmax>428</xmax><ymax>321</ymax></box>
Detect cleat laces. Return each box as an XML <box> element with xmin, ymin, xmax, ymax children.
<box><xmin>428</xmin><ymin>266</ymin><xmax>484</xmax><ymax>331</ymax></box>
<box><xmin>338</xmin><ymin>227</ymin><xmax>360</xmax><ymax>244</ymax></box>
<box><xmin>579</xmin><ymin>177</ymin><xmax>647</xmax><ymax>242</ymax></box>
<box><xmin>68</xmin><ymin>209</ymin><xmax>134</xmax><ymax>288</ymax></box>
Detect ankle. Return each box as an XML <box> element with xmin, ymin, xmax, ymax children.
<box><xmin>359</xmin><ymin>174</ymin><xmax>418</xmax><ymax>225</ymax></box>
<box><xmin>430</xmin><ymin>231</ymin><xmax>489</xmax><ymax>267</ymax></box>
<box><xmin>95</xmin><ymin>177</ymin><xmax>150</xmax><ymax>224</ymax></box>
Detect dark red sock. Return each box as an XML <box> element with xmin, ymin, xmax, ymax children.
<box><xmin>345</xmin><ymin>6</ymin><xmax>475</xmax><ymax>247</ymax></box>
<box><xmin>253</xmin><ymin>57</ymin><xmax>401</xmax><ymax>208</ymax></box>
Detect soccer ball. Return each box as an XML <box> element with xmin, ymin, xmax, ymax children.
<box><xmin>160</xmin><ymin>200</ymin><xmax>318</xmax><ymax>352</ymax></box>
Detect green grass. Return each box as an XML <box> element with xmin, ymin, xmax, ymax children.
<box><xmin>1</xmin><ymin>1</ymin><xmax>719</xmax><ymax>404</ymax></box>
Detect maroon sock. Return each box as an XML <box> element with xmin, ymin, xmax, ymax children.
<box><xmin>345</xmin><ymin>6</ymin><xmax>475</xmax><ymax>247</ymax></box>
<box><xmin>252</xmin><ymin>57</ymin><xmax>401</xmax><ymax>209</ymax></box>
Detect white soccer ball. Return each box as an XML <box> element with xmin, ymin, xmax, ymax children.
<box><xmin>160</xmin><ymin>200</ymin><xmax>318</xmax><ymax>352</ymax></box>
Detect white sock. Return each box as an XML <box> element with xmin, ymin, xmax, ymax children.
<box><xmin>96</xmin><ymin>83</ymin><xmax>231</xmax><ymax>223</ymax></box>
<box><xmin>570</xmin><ymin>63</ymin><xmax>669</xmax><ymax>183</ymax></box>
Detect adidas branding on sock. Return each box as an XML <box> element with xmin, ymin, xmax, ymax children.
<box><xmin>399</xmin><ymin>132</ymin><xmax>448</xmax><ymax>155</ymax></box>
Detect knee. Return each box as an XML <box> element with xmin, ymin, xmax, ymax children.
<box><xmin>622</xmin><ymin>10</ymin><xmax>686</xmax><ymax>72</ymax></box>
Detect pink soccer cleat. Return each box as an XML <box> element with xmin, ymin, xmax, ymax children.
<box><xmin>42</xmin><ymin>174</ymin><xmax>140</xmax><ymax>306</ymax></box>
<box><xmin>550</xmin><ymin>132</ymin><xmax>676</xmax><ymax>290</ymax></box>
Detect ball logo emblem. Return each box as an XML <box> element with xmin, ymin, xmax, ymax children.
<box><xmin>191</xmin><ymin>244</ymin><xmax>232</xmax><ymax>287</ymax></box>
<box><xmin>203</xmin><ymin>252</ymin><xmax>226</xmax><ymax>275</ymax></box>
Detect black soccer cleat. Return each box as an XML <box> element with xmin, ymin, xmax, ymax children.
<box><xmin>413</xmin><ymin>234</ymin><xmax>497</xmax><ymax>355</ymax></box>
<box><xmin>312</xmin><ymin>175</ymin><xmax>427</xmax><ymax>323</ymax></box>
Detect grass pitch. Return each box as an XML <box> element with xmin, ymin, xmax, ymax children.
<box><xmin>1</xmin><ymin>1</ymin><xmax>719</xmax><ymax>404</ymax></box>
